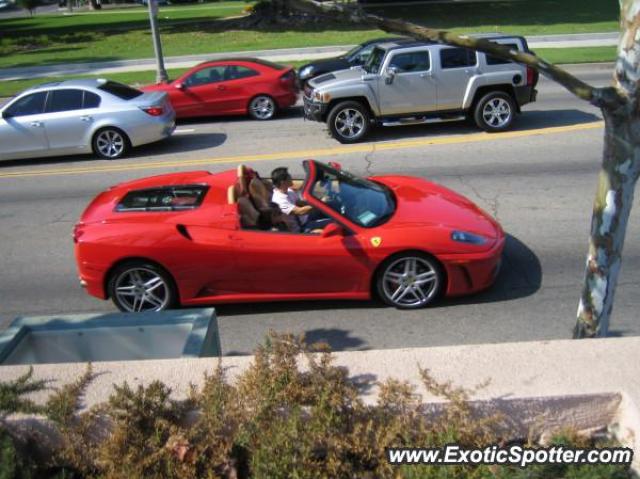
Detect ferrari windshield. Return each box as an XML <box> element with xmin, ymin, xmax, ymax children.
<box><xmin>309</xmin><ymin>162</ymin><xmax>395</xmax><ymax>227</ymax></box>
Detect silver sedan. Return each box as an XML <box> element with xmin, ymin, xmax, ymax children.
<box><xmin>0</xmin><ymin>79</ymin><xmax>175</xmax><ymax>161</ymax></box>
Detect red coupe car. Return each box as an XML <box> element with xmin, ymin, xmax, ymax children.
<box><xmin>141</xmin><ymin>58</ymin><xmax>298</xmax><ymax>120</ymax></box>
<box><xmin>74</xmin><ymin>160</ymin><xmax>505</xmax><ymax>312</ymax></box>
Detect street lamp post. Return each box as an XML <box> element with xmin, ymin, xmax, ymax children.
<box><xmin>147</xmin><ymin>0</ymin><xmax>169</xmax><ymax>83</ymax></box>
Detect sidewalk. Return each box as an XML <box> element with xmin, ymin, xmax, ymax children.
<box><xmin>0</xmin><ymin>32</ymin><xmax>619</xmax><ymax>81</ymax></box>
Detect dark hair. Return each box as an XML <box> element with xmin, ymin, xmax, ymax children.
<box><xmin>271</xmin><ymin>167</ymin><xmax>291</xmax><ymax>188</ymax></box>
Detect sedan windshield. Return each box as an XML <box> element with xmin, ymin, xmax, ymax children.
<box><xmin>310</xmin><ymin>162</ymin><xmax>395</xmax><ymax>228</ymax></box>
<box><xmin>363</xmin><ymin>47</ymin><xmax>386</xmax><ymax>74</ymax></box>
<box><xmin>343</xmin><ymin>44</ymin><xmax>364</xmax><ymax>60</ymax></box>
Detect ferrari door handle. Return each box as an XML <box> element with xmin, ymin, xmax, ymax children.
<box><xmin>80</xmin><ymin>115</ymin><xmax>92</xmax><ymax>122</ymax></box>
<box><xmin>30</xmin><ymin>121</ymin><xmax>43</xmax><ymax>127</ymax></box>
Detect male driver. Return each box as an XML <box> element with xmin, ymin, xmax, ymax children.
<box><xmin>271</xmin><ymin>167</ymin><xmax>329</xmax><ymax>232</ymax></box>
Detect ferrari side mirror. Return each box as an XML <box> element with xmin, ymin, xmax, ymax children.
<box><xmin>321</xmin><ymin>222</ymin><xmax>344</xmax><ymax>238</ymax></box>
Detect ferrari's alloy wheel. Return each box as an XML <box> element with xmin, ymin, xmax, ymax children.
<box><xmin>249</xmin><ymin>95</ymin><xmax>276</xmax><ymax>120</ymax></box>
<box><xmin>93</xmin><ymin>128</ymin><xmax>129</xmax><ymax>159</ymax></box>
<box><xmin>378</xmin><ymin>255</ymin><xmax>442</xmax><ymax>309</ymax></box>
<box><xmin>110</xmin><ymin>264</ymin><xmax>175</xmax><ymax>312</ymax></box>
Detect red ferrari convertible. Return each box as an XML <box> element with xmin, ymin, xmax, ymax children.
<box><xmin>141</xmin><ymin>58</ymin><xmax>298</xmax><ymax>120</ymax></box>
<box><xmin>73</xmin><ymin>161</ymin><xmax>504</xmax><ymax>312</ymax></box>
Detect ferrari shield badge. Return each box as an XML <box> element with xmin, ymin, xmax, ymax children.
<box><xmin>370</xmin><ymin>237</ymin><xmax>382</xmax><ymax>248</ymax></box>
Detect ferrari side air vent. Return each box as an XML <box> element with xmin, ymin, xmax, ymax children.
<box><xmin>176</xmin><ymin>224</ymin><xmax>192</xmax><ymax>240</ymax></box>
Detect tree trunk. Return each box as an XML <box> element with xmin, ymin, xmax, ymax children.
<box><xmin>574</xmin><ymin>0</ymin><xmax>640</xmax><ymax>337</ymax></box>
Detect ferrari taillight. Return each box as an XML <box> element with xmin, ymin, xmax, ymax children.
<box><xmin>142</xmin><ymin>106</ymin><xmax>164</xmax><ymax>116</ymax></box>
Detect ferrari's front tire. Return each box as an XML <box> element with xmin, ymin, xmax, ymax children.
<box><xmin>376</xmin><ymin>253</ymin><xmax>443</xmax><ymax>309</ymax></box>
<box><xmin>108</xmin><ymin>261</ymin><xmax>178</xmax><ymax>312</ymax></box>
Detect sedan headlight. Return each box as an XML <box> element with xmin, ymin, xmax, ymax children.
<box><xmin>451</xmin><ymin>230</ymin><xmax>488</xmax><ymax>245</ymax></box>
<box><xmin>299</xmin><ymin>65</ymin><xmax>314</xmax><ymax>79</ymax></box>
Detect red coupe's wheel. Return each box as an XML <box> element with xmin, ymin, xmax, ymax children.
<box><xmin>377</xmin><ymin>253</ymin><xmax>443</xmax><ymax>309</ymax></box>
<box><xmin>108</xmin><ymin>262</ymin><xmax>178</xmax><ymax>312</ymax></box>
<box><xmin>248</xmin><ymin>95</ymin><xmax>276</xmax><ymax>120</ymax></box>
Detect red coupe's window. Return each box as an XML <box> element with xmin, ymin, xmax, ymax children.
<box><xmin>116</xmin><ymin>185</ymin><xmax>209</xmax><ymax>212</ymax></box>
<box><xmin>225</xmin><ymin>66</ymin><xmax>259</xmax><ymax>81</ymax></box>
<box><xmin>184</xmin><ymin>66</ymin><xmax>226</xmax><ymax>87</ymax></box>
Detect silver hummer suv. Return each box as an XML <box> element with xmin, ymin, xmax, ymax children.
<box><xmin>303</xmin><ymin>35</ymin><xmax>538</xmax><ymax>143</ymax></box>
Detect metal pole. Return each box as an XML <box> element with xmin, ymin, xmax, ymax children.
<box><xmin>147</xmin><ymin>0</ymin><xmax>169</xmax><ymax>83</ymax></box>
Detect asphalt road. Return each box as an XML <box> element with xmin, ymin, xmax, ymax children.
<box><xmin>1</xmin><ymin>64</ymin><xmax>636</xmax><ymax>355</ymax></box>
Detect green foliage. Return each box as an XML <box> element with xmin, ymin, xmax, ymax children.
<box><xmin>0</xmin><ymin>334</ymin><xmax>633</xmax><ymax>478</ymax></box>
<box><xmin>0</xmin><ymin>429</ymin><xmax>36</xmax><ymax>479</ymax></box>
<box><xmin>0</xmin><ymin>366</ymin><xmax>47</xmax><ymax>417</ymax></box>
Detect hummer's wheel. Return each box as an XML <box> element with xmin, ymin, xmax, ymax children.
<box><xmin>474</xmin><ymin>92</ymin><xmax>515</xmax><ymax>132</ymax></box>
<box><xmin>327</xmin><ymin>101</ymin><xmax>370</xmax><ymax>143</ymax></box>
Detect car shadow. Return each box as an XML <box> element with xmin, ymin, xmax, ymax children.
<box><xmin>215</xmin><ymin>299</ymin><xmax>385</xmax><ymax>318</ymax></box>
<box><xmin>435</xmin><ymin>233</ymin><xmax>542</xmax><ymax>309</ymax></box>
<box><xmin>0</xmin><ymin>133</ymin><xmax>227</xmax><ymax>168</ymax></box>
<box><xmin>128</xmin><ymin>132</ymin><xmax>227</xmax><ymax>157</ymax></box>
<box><xmin>216</xmin><ymin>233</ymin><xmax>541</xmax><ymax>317</ymax></box>
<box><xmin>223</xmin><ymin>327</ymin><xmax>371</xmax><ymax>357</ymax></box>
<box><xmin>358</xmin><ymin>109</ymin><xmax>601</xmax><ymax>144</ymax></box>
<box><xmin>175</xmin><ymin>106</ymin><xmax>303</xmax><ymax>125</ymax></box>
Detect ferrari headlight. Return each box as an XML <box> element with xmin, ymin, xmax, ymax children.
<box><xmin>451</xmin><ymin>230</ymin><xmax>488</xmax><ymax>245</ymax></box>
<box><xmin>299</xmin><ymin>65</ymin><xmax>314</xmax><ymax>79</ymax></box>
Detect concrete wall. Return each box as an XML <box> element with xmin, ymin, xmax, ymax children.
<box><xmin>1</xmin><ymin>337</ymin><xmax>639</xmax><ymax>470</ymax></box>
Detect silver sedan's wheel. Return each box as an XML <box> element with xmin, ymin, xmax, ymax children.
<box><xmin>377</xmin><ymin>254</ymin><xmax>442</xmax><ymax>309</ymax></box>
<box><xmin>249</xmin><ymin>95</ymin><xmax>276</xmax><ymax>120</ymax></box>
<box><xmin>109</xmin><ymin>263</ymin><xmax>177</xmax><ymax>312</ymax></box>
<box><xmin>473</xmin><ymin>92</ymin><xmax>515</xmax><ymax>132</ymax></box>
<box><xmin>92</xmin><ymin>128</ymin><xmax>130</xmax><ymax>159</ymax></box>
<box><xmin>327</xmin><ymin>100</ymin><xmax>370</xmax><ymax>143</ymax></box>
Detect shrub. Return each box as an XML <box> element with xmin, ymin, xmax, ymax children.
<box><xmin>0</xmin><ymin>333</ymin><xmax>633</xmax><ymax>478</ymax></box>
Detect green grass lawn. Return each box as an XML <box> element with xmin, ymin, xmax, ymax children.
<box><xmin>0</xmin><ymin>0</ymin><xmax>618</xmax><ymax>70</ymax></box>
<box><xmin>368</xmin><ymin>0</ymin><xmax>618</xmax><ymax>35</ymax></box>
<box><xmin>0</xmin><ymin>47</ymin><xmax>617</xmax><ymax>98</ymax></box>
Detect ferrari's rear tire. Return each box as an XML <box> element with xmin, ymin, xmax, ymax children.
<box><xmin>376</xmin><ymin>252</ymin><xmax>443</xmax><ymax>309</ymax></box>
<box><xmin>108</xmin><ymin>261</ymin><xmax>178</xmax><ymax>312</ymax></box>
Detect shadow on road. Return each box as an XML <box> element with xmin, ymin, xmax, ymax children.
<box><xmin>0</xmin><ymin>133</ymin><xmax>227</xmax><ymax>168</ymax></box>
<box><xmin>215</xmin><ymin>299</ymin><xmax>384</xmax><ymax>318</ymax></box>
<box><xmin>223</xmin><ymin>327</ymin><xmax>370</xmax><ymax>357</ymax></box>
<box><xmin>131</xmin><ymin>132</ymin><xmax>227</xmax><ymax>157</ymax></box>
<box><xmin>360</xmin><ymin>109</ymin><xmax>601</xmax><ymax>144</ymax></box>
<box><xmin>175</xmin><ymin>106</ymin><xmax>303</xmax><ymax>125</ymax></box>
<box><xmin>436</xmin><ymin>233</ymin><xmax>542</xmax><ymax>309</ymax></box>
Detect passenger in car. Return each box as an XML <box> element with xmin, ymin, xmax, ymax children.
<box><xmin>271</xmin><ymin>167</ymin><xmax>331</xmax><ymax>233</ymax></box>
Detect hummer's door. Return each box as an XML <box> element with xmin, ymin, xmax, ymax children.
<box><xmin>377</xmin><ymin>49</ymin><xmax>437</xmax><ymax>116</ymax></box>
